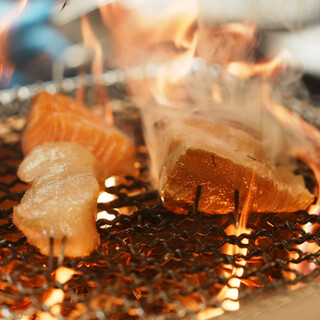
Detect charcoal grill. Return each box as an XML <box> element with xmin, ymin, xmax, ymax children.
<box><xmin>1</xmin><ymin>73</ymin><xmax>320</xmax><ymax>320</ymax></box>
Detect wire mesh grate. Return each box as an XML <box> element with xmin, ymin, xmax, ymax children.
<box><xmin>1</xmin><ymin>89</ymin><xmax>320</xmax><ymax>319</ymax></box>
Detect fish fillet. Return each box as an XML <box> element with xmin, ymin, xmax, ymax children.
<box><xmin>14</xmin><ymin>142</ymin><xmax>101</xmax><ymax>257</ymax></box>
<box><xmin>22</xmin><ymin>91</ymin><xmax>136</xmax><ymax>178</ymax></box>
<box><xmin>161</xmin><ymin>118</ymin><xmax>314</xmax><ymax>214</ymax></box>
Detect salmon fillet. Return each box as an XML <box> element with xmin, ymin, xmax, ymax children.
<box><xmin>22</xmin><ymin>91</ymin><xmax>136</xmax><ymax>178</ymax></box>
<box><xmin>161</xmin><ymin>118</ymin><xmax>314</xmax><ymax>214</ymax></box>
<box><xmin>14</xmin><ymin>142</ymin><xmax>101</xmax><ymax>257</ymax></box>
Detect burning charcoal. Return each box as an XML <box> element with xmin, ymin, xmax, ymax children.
<box><xmin>159</xmin><ymin>118</ymin><xmax>314</xmax><ymax>214</ymax></box>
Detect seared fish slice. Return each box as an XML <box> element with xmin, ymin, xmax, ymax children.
<box><xmin>161</xmin><ymin>118</ymin><xmax>314</xmax><ymax>214</ymax></box>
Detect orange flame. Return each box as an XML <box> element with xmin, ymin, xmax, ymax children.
<box><xmin>98</xmin><ymin>0</ymin><xmax>199</xmax><ymax>105</ymax></box>
<box><xmin>0</xmin><ymin>0</ymin><xmax>28</xmax><ymax>88</ymax></box>
<box><xmin>198</xmin><ymin>173</ymin><xmax>255</xmax><ymax>319</ymax></box>
<box><xmin>265</xmin><ymin>101</ymin><xmax>320</xmax><ymax>215</ymax></box>
<box><xmin>98</xmin><ymin>0</ymin><xmax>111</xmax><ymax>28</ymax></box>
<box><xmin>264</xmin><ymin>100</ymin><xmax>320</xmax><ymax>278</ymax></box>
<box><xmin>97</xmin><ymin>176</ymin><xmax>117</xmax><ymax>224</ymax></box>
<box><xmin>227</xmin><ymin>51</ymin><xmax>291</xmax><ymax>80</ymax></box>
<box><xmin>198</xmin><ymin>22</ymin><xmax>256</xmax><ymax>65</ymax></box>
<box><xmin>21</xmin><ymin>266</ymin><xmax>74</xmax><ymax>320</ymax></box>
<box><xmin>81</xmin><ymin>15</ymin><xmax>113</xmax><ymax>126</ymax></box>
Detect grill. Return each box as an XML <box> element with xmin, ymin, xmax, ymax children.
<box><xmin>1</xmin><ymin>75</ymin><xmax>320</xmax><ymax>319</ymax></box>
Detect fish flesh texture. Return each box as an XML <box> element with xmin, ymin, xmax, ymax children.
<box><xmin>14</xmin><ymin>142</ymin><xmax>102</xmax><ymax>257</ymax></box>
<box><xmin>22</xmin><ymin>91</ymin><xmax>136</xmax><ymax>179</ymax></box>
<box><xmin>161</xmin><ymin>118</ymin><xmax>314</xmax><ymax>214</ymax></box>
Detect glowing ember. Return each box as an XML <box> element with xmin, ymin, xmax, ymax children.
<box><xmin>37</xmin><ymin>267</ymin><xmax>74</xmax><ymax>320</ymax></box>
<box><xmin>97</xmin><ymin>210</ymin><xmax>116</xmax><ymax>221</ymax></box>
<box><xmin>98</xmin><ymin>191</ymin><xmax>117</xmax><ymax>203</ymax></box>
<box><xmin>105</xmin><ymin>176</ymin><xmax>117</xmax><ymax>188</ymax></box>
<box><xmin>197</xmin><ymin>175</ymin><xmax>254</xmax><ymax>319</ymax></box>
<box><xmin>98</xmin><ymin>177</ymin><xmax>117</xmax><ymax>224</ymax></box>
<box><xmin>2</xmin><ymin>1</ymin><xmax>319</xmax><ymax>318</ymax></box>
<box><xmin>265</xmin><ymin>101</ymin><xmax>320</xmax><ymax>215</ymax></box>
<box><xmin>98</xmin><ymin>177</ymin><xmax>117</xmax><ymax>204</ymax></box>
<box><xmin>198</xmin><ymin>22</ymin><xmax>256</xmax><ymax>66</ymax></box>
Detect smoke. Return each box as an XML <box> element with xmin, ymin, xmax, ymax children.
<box><xmin>103</xmin><ymin>0</ymin><xmax>317</xmax><ymax>190</ymax></box>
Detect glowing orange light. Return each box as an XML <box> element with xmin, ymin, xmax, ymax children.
<box><xmin>105</xmin><ymin>176</ymin><xmax>117</xmax><ymax>188</ymax></box>
<box><xmin>211</xmin><ymin>83</ymin><xmax>224</xmax><ymax>103</ymax></box>
<box><xmin>265</xmin><ymin>100</ymin><xmax>320</xmax><ymax>277</ymax></box>
<box><xmin>81</xmin><ymin>15</ymin><xmax>113</xmax><ymax>125</ymax></box>
<box><xmin>0</xmin><ymin>0</ymin><xmax>28</xmax><ymax>88</ymax></box>
<box><xmin>199</xmin><ymin>173</ymin><xmax>254</xmax><ymax>319</ymax></box>
<box><xmin>99</xmin><ymin>0</ymin><xmax>199</xmax><ymax>105</ymax></box>
<box><xmin>36</xmin><ymin>267</ymin><xmax>74</xmax><ymax>320</ymax></box>
<box><xmin>97</xmin><ymin>177</ymin><xmax>117</xmax><ymax>225</ymax></box>
<box><xmin>197</xmin><ymin>22</ymin><xmax>256</xmax><ymax>66</ymax></box>
<box><xmin>266</xmin><ymin>102</ymin><xmax>320</xmax><ymax>215</ymax></box>
<box><xmin>227</xmin><ymin>51</ymin><xmax>291</xmax><ymax>80</ymax></box>
<box><xmin>98</xmin><ymin>192</ymin><xmax>116</xmax><ymax>203</ymax></box>
<box><xmin>221</xmin><ymin>22</ymin><xmax>256</xmax><ymax>37</ymax></box>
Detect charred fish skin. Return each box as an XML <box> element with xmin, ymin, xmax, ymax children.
<box><xmin>13</xmin><ymin>142</ymin><xmax>102</xmax><ymax>258</ymax></box>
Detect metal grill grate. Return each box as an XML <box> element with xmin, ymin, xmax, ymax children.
<box><xmin>1</xmin><ymin>85</ymin><xmax>320</xmax><ymax>319</ymax></box>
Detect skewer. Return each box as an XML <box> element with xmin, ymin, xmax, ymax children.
<box><xmin>60</xmin><ymin>0</ymin><xmax>68</xmax><ymax>11</ymax></box>
<box><xmin>58</xmin><ymin>236</ymin><xmax>67</xmax><ymax>266</ymax></box>
<box><xmin>234</xmin><ymin>190</ymin><xmax>240</xmax><ymax>228</ymax></box>
<box><xmin>193</xmin><ymin>185</ymin><xmax>202</xmax><ymax>211</ymax></box>
<box><xmin>48</xmin><ymin>237</ymin><xmax>54</xmax><ymax>273</ymax></box>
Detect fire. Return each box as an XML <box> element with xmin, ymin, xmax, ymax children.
<box><xmin>264</xmin><ymin>101</ymin><xmax>320</xmax><ymax>215</ymax></box>
<box><xmin>264</xmin><ymin>101</ymin><xmax>320</xmax><ymax>276</ymax></box>
<box><xmin>37</xmin><ymin>266</ymin><xmax>74</xmax><ymax>320</ymax></box>
<box><xmin>198</xmin><ymin>22</ymin><xmax>256</xmax><ymax>66</ymax></box>
<box><xmin>198</xmin><ymin>174</ymin><xmax>255</xmax><ymax>319</ymax></box>
<box><xmin>98</xmin><ymin>192</ymin><xmax>116</xmax><ymax>203</ymax></box>
<box><xmin>105</xmin><ymin>176</ymin><xmax>117</xmax><ymax>188</ymax></box>
<box><xmin>97</xmin><ymin>176</ymin><xmax>117</xmax><ymax>224</ymax></box>
<box><xmin>81</xmin><ymin>15</ymin><xmax>113</xmax><ymax>125</ymax></box>
<box><xmin>20</xmin><ymin>266</ymin><xmax>74</xmax><ymax>320</ymax></box>
<box><xmin>0</xmin><ymin>0</ymin><xmax>28</xmax><ymax>88</ymax></box>
<box><xmin>227</xmin><ymin>50</ymin><xmax>291</xmax><ymax>79</ymax></box>
<box><xmin>6</xmin><ymin>2</ymin><xmax>316</xmax><ymax>318</ymax></box>
<box><xmin>100</xmin><ymin>0</ymin><xmax>199</xmax><ymax>105</ymax></box>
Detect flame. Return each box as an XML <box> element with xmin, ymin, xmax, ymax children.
<box><xmin>264</xmin><ymin>101</ymin><xmax>320</xmax><ymax>277</ymax></box>
<box><xmin>100</xmin><ymin>0</ymin><xmax>199</xmax><ymax>105</ymax></box>
<box><xmin>105</xmin><ymin>176</ymin><xmax>117</xmax><ymax>188</ymax></box>
<box><xmin>97</xmin><ymin>176</ymin><xmax>117</xmax><ymax>224</ymax></box>
<box><xmin>36</xmin><ymin>267</ymin><xmax>74</xmax><ymax>320</ymax></box>
<box><xmin>220</xmin><ymin>22</ymin><xmax>256</xmax><ymax>38</ymax></box>
<box><xmin>265</xmin><ymin>101</ymin><xmax>320</xmax><ymax>215</ymax></box>
<box><xmin>98</xmin><ymin>177</ymin><xmax>117</xmax><ymax>203</ymax></box>
<box><xmin>198</xmin><ymin>22</ymin><xmax>256</xmax><ymax>65</ymax></box>
<box><xmin>104</xmin><ymin>1</ymin><xmax>320</xmax><ymax>313</ymax></box>
<box><xmin>97</xmin><ymin>210</ymin><xmax>116</xmax><ymax>221</ymax></box>
<box><xmin>0</xmin><ymin>0</ymin><xmax>28</xmax><ymax>88</ymax></box>
<box><xmin>219</xmin><ymin>173</ymin><xmax>254</xmax><ymax>311</ymax></box>
<box><xmin>227</xmin><ymin>51</ymin><xmax>291</xmax><ymax>80</ymax></box>
<box><xmin>81</xmin><ymin>15</ymin><xmax>113</xmax><ymax>125</ymax></box>
<box><xmin>198</xmin><ymin>173</ymin><xmax>254</xmax><ymax>319</ymax></box>
<box><xmin>98</xmin><ymin>192</ymin><xmax>116</xmax><ymax>203</ymax></box>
